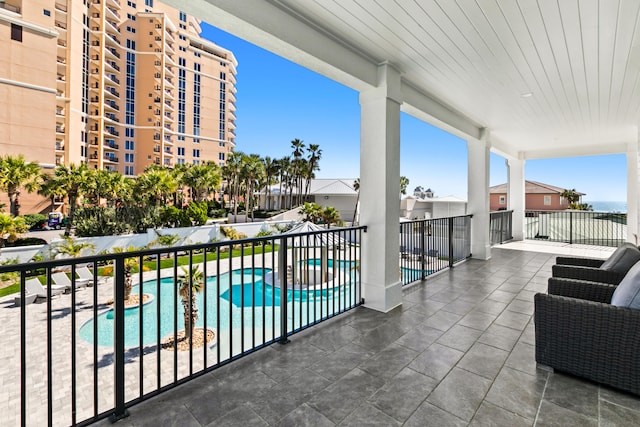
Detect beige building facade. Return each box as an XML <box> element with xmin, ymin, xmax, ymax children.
<box><xmin>0</xmin><ymin>0</ymin><xmax>237</xmax><ymax>213</ymax></box>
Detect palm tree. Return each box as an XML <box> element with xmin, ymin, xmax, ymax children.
<box><xmin>352</xmin><ymin>178</ymin><xmax>360</xmax><ymax>225</ymax></box>
<box><xmin>178</xmin><ymin>265</ymin><xmax>204</xmax><ymax>339</ymax></box>
<box><xmin>40</xmin><ymin>163</ymin><xmax>90</xmax><ymax>237</ymax></box>
<box><xmin>241</xmin><ymin>154</ymin><xmax>264</xmax><ymax>221</ymax></box>
<box><xmin>277</xmin><ymin>156</ymin><xmax>290</xmax><ymax>210</ymax></box>
<box><xmin>134</xmin><ymin>166</ymin><xmax>178</xmax><ymax>206</ymax></box>
<box><xmin>321</xmin><ymin>206</ymin><xmax>340</xmax><ymax>228</ymax></box>
<box><xmin>400</xmin><ymin>176</ymin><xmax>410</xmax><ymax>196</ymax></box>
<box><xmin>262</xmin><ymin>156</ymin><xmax>278</xmax><ymax>210</ymax></box>
<box><xmin>0</xmin><ymin>213</ymin><xmax>27</xmax><ymax>248</ymax></box>
<box><xmin>0</xmin><ymin>155</ymin><xmax>43</xmax><ymax>216</ymax></box>
<box><xmin>111</xmin><ymin>246</ymin><xmax>140</xmax><ymax>300</ymax></box>
<box><xmin>51</xmin><ymin>235</ymin><xmax>96</xmax><ymax>258</ymax></box>
<box><xmin>304</xmin><ymin>144</ymin><xmax>322</xmax><ymax>201</ymax></box>
<box><xmin>290</xmin><ymin>139</ymin><xmax>306</xmax><ymax>205</ymax></box>
<box><xmin>181</xmin><ymin>162</ymin><xmax>221</xmax><ymax>202</ymax></box>
<box><xmin>561</xmin><ymin>189</ymin><xmax>580</xmax><ymax>207</ymax></box>
<box><xmin>223</xmin><ymin>151</ymin><xmax>244</xmax><ymax>221</ymax></box>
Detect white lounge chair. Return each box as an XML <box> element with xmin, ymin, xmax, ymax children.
<box><xmin>51</xmin><ymin>272</ymin><xmax>88</xmax><ymax>292</ymax></box>
<box><xmin>76</xmin><ymin>266</ymin><xmax>106</xmax><ymax>286</ymax></box>
<box><xmin>25</xmin><ymin>278</ymin><xmax>66</xmax><ymax>299</ymax></box>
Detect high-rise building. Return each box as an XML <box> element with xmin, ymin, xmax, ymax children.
<box><xmin>0</xmin><ymin>0</ymin><xmax>237</xmax><ymax>211</ymax></box>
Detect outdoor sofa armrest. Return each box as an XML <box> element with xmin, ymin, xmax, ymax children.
<box><xmin>555</xmin><ymin>257</ymin><xmax>605</xmax><ymax>268</ymax></box>
<box><xmin>551</xmin><ymin>264</ymin><xmax>625</xmax><ymax>285</ymax></box>
<box><xmin>534</xmin><ymin>293</ymin><xmax>640</xmax><ymax>396</ymax></box>
<box><xmin>547</xmin><ymin>277</ymin><xmax>616</xmax><ymax>303</ymax></box>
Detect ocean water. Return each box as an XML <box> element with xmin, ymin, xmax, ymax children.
<box><xmin>586</xmin><ymin>201</ymin><xmax>627</xmax><ymax>213</ymax></box>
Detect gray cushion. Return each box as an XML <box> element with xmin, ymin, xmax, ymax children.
<box><xmin>600</xmin><ymin>244</ymin><xmax>640</xmax><ymax>274</ymax></box>
<box><xmin>611</xmin><ymin>261</ymin><xmax>640</xmax><ymax>309</ymax></box>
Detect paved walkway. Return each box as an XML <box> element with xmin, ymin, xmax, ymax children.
<box><xmin>86</xmin><ymin>246</ymin><xmax>639</xmax><ymax>426</ymax></box>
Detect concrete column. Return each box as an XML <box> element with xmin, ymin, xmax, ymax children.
<box><xmin>467</xmin><ymin>130</ymin><xmax>491</xmax><ymax>259</ymax></box>
<box><xmin>627</xmin><ymin>140</ymin><xmax>639</xmax><ymax>244</ymax></box>
<box><xmin>507</xmin><ymin>157</ymin><xmax>525</xmax><ymax>241</ymax></box>
<box><xmin>359</xmin><ymin>63</ymin><xmax>403</xmax><ymax>313</ymax></box>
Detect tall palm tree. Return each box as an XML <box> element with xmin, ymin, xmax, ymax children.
<box><xmin>352</xmin><ymin>178</ymin><xmax>360</xmax><ymax>225</ymax></box>
<box><xmin>223</xmin><ymin>151</ymin><xmax>244</xmax><ymax>221</ymax></box>
<box><xmin>0</xmin><ymin>155</ymin><xmax>43</xmax><ymax>216</ymax></box>
<box><xmin>277</xmin><ymin>156</ymin><xmax>290</xmax><ymax>210</ymax></box>
<box><xmin>304</xmin><ymin>144</ymin><xmax>322</xmax><ymax>201</ymax></box>
<box><xmin>40</xmin><ymin>163</ymin><xmax>90</xmax><ymax>237</ymax></box>
<box><xmin>241</xmin><ymin>154</ymin><xmax>264</xmax><ymax>221</ymax></box>
<box><xmin>290</xmin><ymin>139</ymin><xmax>306</xmax><ymax>206</ymax></box>
<box><xmin>400</xmin><ymin>176</ymin><xmax>410</xmax><ymax>196</ymax></box>
<box><xmin>262</xmin><ymin>156</ymin><xmax>278</xmax><ymax>210</ymax></box>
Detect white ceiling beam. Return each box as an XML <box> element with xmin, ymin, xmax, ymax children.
<box><xmin>522</xmin><ymin>143</ymin><xmax>630</xmax><ymax>160</ymax></box>
<box><xmin>162</xmin><ymin>0</ymin><xmax>378</xmax><ymax>91</ymax></box>
<box><xmin>401</xmin><ymin>82</ymin><xmax>482</xmax><ymax>142</ymax></box>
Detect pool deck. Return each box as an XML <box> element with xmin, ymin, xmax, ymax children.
<box><xmin>4</xmin><ymin>242</ymin><xmax>640</xmax><ymax>426</ymax></box>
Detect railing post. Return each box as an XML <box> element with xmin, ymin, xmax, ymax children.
<box><xmin>569</xmin><ymin>211</ymin><xmax>573</xmax><ymax>245</ymax></box>
<box><xmin>448</xmin><ymin>217</ymin><xmax>454</xmax><ymax>268</ymax></box>
<box><xmin>420</xmin><ymin>221</ymin><xmax>426</xmax><ymax>280</ymax></box>
<box><xmin>111</xmin><ymin>256</ymin><xmax>129</xmax><ymax>422</ymax></box>
<box><xmin>278</xmin><ymin>236</ymin><xmax>289</xmax><ymax>344</ymax></box>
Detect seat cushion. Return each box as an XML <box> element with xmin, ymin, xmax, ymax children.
<box><xmin>600</xmin><ymin>243</ymin><xmax>640</xmax><ymax>274</ymax></box>
<box><xmin>611</xmin><ymin>261</ymin><xmax>640</xmax><ymax>309</ymax></box>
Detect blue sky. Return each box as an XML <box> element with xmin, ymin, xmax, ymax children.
<box><xmin>201</xmin><ymin>24</ymin><xmax>627</xmax><ymax>202</ymax></box>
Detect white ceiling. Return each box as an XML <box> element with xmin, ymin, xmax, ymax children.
<box><xmin>166</xmin><ymin>0</ymin><xmax>640</xmax><ymax>159</ymax></box>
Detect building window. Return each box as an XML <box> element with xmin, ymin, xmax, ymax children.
<box><xmin>125</xmin><ymin>166</ymin><xmax>134</xmax><ymax>176</ymax></box>
<box><xmin>43</xmin><ymin>9</ymin><xmax>51</xmax><ymax>16</ymax></box>
<box><xmin>125</xmin><ymin>153</ymin><xmax>134</xmax><ymax>163</ymax></box>
<box><xmin>127</xmin><ymin>13</ymin><xmax>136</xmax><ymax>21</ymax></box>
<box><xmin>125</xmin><ymin>140</ymin><xmax>134</xmax><ymax>150</ymax></box>
<box><xmin>145</xmin><ymin>0</ymin><xmax>153</xmax><ymax>6</ymax></box>
<box><xmin>177</xmin><ymin>147</ymin><xmax>185</xmax><ymax>156</ymax></box>
<box><xmin>544</xmin><ymin>195</ymin><xmax>551</xmax><ymax>206</ymax></box>
<box><xmin>193</xmin><ymin>149</ymin><xmax>200</xmax><ymax>158</ymax></box>
<box><xmin>177</xmin><ymin>158</ymin><xmax>185</xmax><ymax>165</ymax></box>
<box><xmin>127</xmin><ymin>1</ymin><xmax>137</xmax><ymax>7</ymax></box>
<box><xmin>218</xmin><ymin>152</ymin><xmax>225</xmax><ymax>160</ymax></box>
<box><xmin>499</xmin><ymin>195</ymin><xmax>506</xmax><ymax>205</ymax></box>
<box><xmin>11</xmin><ymin>24</ymin><xmax>22</xmax><ymax>42</ymax></box>
<box><xmin>179</xmin><ymin>11</ymin><xmax>187</xmax><ymax>22</ymax></box>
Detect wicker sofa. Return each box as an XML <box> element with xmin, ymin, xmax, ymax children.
<box><xmin>535</xmin><ymin>277</ymin><xmax>640</xmax><ymax>396</ymax></box>
<box><xmin>551</xmin><ymin>242</ymin><xmax>640</xmax><ymax>285</ymax></box>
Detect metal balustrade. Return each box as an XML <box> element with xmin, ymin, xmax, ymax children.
<box><xmin>525</xmin><ymin>210</ymin><xmax>626</xmax><ymax>247</ymax></box>
<box><xmin>1</xmin><ymin>226</ymin><xmax>364</xmax><ymax>426</ymax></box>
<box><xmin>490</xmin><ymin>210</ymin><xmax>513</xmax><ymax>245</ymax></box>
<box><xmin>399</xmin><ymin>215</ymin><xmax>472</xmax><ymax>285</ymax></box>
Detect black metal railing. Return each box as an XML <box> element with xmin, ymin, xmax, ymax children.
<box><xmin>399</xmin><ymin>215</ymin><xmax>472</xmax><ymax>285</ymax></box>
<box><xmin>525</xmin><ymin>210</ymin><xmax>627</xmax><ymax>247</ymax></box>
<box><xmin>490</xmin><ymin>210</ymin><xmax>513</xmax><ymax>245</ymax></box>
<box><xmin>1</xmin><ymin>226</ymin><xmax>364</xmax><ymax>426</ymax></box>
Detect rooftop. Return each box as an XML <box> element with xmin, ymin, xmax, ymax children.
<box><xmin>490</xmin><ymin>180</ymin><xmax>586</xmax><ymax>195</ymax></box>
<box><xmin>91</xmin><ymin>245</ymin><xmax>639</xmax><ymax>426</ymax></box>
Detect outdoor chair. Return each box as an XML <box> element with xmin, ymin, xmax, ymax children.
<box><xmin>51</xmin><ymin>272</ymin><xmax>89</xmax><ymax>292</ymax></box>
<box><xmin>551</xmin><ymin>242</ymin><xmax>640</xmax><ymax>285</ymax></box>
<box><xmin>535</xmin><ymin>261</ymin><xmax>640</xmax><ymax>396</ymax></box>
<box><xmin>24</xmin><ymin>278</ymin><xmax>66</xmax><ymax>300</ymax></box>
<box><xmin>76</xmin><ymin>266</ymin><xmax>107</xmax><ymax>286</ymax></box>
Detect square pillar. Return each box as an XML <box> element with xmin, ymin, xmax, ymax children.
<box><xmin>507</xmin><ymin>157</ymin><xmax>525</xmax><ymax>241</ymax></box>
<box><xmin>359</xmin><ymin>63</ymin><xmax>403</xmax><ymax>313</ymax></box>
<box><xmin>627</xmin><ymin>140</ymin><xmax>639</xmax><ymax>244</ymax></box>
<box><xmin>467</xmin><ymin>131</ymin><xmax>491</xmax><ymax>260</ymax></box>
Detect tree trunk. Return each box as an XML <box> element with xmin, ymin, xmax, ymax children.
<box><xmin>123</xmin><ymin>267</ymin><xmax>132</xmax><ymax>300</ymax></box>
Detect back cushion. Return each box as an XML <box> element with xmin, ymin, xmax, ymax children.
<box><xmin>611</xmin><ymin>261</ymin><xmax>640</xmax><ymax>309</ymax></box>
<box><xmin>600</xmin><ymin>244</ymin><xmax>640</xmax><ymax>274</ymax></box>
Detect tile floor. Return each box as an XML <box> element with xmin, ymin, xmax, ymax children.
<box><xmin>96</xmin><ymin>247</ymin><xmax>640</xmax><ymax>426</ymax></box>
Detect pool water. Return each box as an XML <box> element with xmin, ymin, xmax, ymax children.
<box><xmin>79</xmin><ymin>266</ymin><xmax>358</xmax><ymax>348</ymax></box>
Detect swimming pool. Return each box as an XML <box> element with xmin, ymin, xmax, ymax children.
<box><xmin>79</xmin><ymin>266</ymin><xmax>358</xmax><ymax>348</ymax></box>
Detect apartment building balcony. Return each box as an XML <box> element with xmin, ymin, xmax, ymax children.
<box><xmin>55</xmin><ymin>125</ymin><xmax>65</xmax><ymax>135</ymax></box>
<box><xmin>103</xmin><ymin>155</ymin><xmax>119</xmax><ymax>163</ymax></box>
<box><xmin>105</xmin><ymin>113</ymin><xmax>119</xmax><ymax>123</ymax></box>
<box><xmin>0</xmin><ymin>1</ymin><xmax>20</xmax><ymax>14</ymax></box>
<box><xmin>54</xmin><ymin>142</ymin><xmax>64</xmax><ymax>152</ymax></box>
<box><xmin>105</xmin><ymin>48</ymin><xmax>120</xmax><ymax>61</ymax></box>
<box><xmin>105</xmin><ymin>5</ymin><xmax>120</xmax><ymax>21</ymax></box>
<box><xmin>163</xmin><ymin>147</ymin><xmax>173</xmax><ymax>155</ymax></box>
<box><xmin>107</xmin><ymin>74</ymin><xmax>120</xmax><ymax>85</ymax></box>
<box><xmin>165</xmin><ymin>41</ymin><xmax>175</xmax><ymax>55</ymax></box>
<box><xmin>105</xmin><ymin>19</ymin><xmax>120</xmax><ymax>36</ymax></box>
<box><xmin>54</xmin><ymin>2</ymin><xmax>67</xmax><ymax>14</ymax></box>
<box><xmin>164</xmin><ymin>112</ymin><xmax>174</xmax><ymax>122</ymax></box>
<box><xmin>164</xmin><ymin>100</ymin><xmax>174</xmax><ymax>111</ymax></box>
<box><xmin>163</xmin><ymin>123</ymin><xmax>172</xmax><ymax>131</ymax></box>
<box><xmin>104</xmin><ymin>60</ymin><xmax>120</xmax><ymax>73</ymax></box>
<box><xmin>104</xmin><ymin>86</ymin><xmax>119</xmax><ymax>99</ymax></box>
<box><xmin>55</xmin><ymin>108</ymin><xmax>65</xmax><ymax>117</ymax></box>
<box><xmin>106</xmin><ymin>0</ymin><xmax>121</xmax><ymax>10</ymax></box>
<box><xmin>164</xmin><ymin>89</ymin><xmax>174</xmax><ymax>100</ymax></box>
<box><xmin>152</xmin><ymin>146</ymin><xmax>160</xmax><ymax>153</ymax></box>
<box><xmin>163</xmin><ymin>135</ymin><xmax>173</xmax><ymax>145</ymax></box>
<box><xmin>54</xmin><ymin>20</ymin><xmax>67</xmax><ymax>32</ymax></box>
<box><xmin>105</xmin><ymin>127</ymin><xmax>119</xmax><ymax>137</ymax></box>
<box><xmin>104</xmin><ymin>100</ymin><xmax>119</xmax><ymax>112</ymax></box>
<box><xmin>103</xmin><ymin>142</ymin><xmax>119</xmax><ymax>151</ymax></box>
<box><xmin>105</xmin><ymin>33</ymin><xmax>119</xmax><ymax>47</ymax></box>
<box><xmin>164</xmin><ymin>77</ymin><xmax>174</xmax><ymax>88</ymax></box>
<box><xmin>164</xmin><ymin>66</ymin><xmax>175</xmax><ymax>77</ymax></box>
<box><xmin>165</xmin><ymin>53</ymin><xmax>176</xmax><ymax>66</ymax></box>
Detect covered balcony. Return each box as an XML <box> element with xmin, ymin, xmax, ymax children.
<box><xmin>4</xmin><ymin>0</ymin><xmax>640</xmax><ymax>425</ymax></box>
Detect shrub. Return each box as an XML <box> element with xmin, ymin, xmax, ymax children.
<box><xmin>21</xmin><ymin>214</ymin><xmax>47</xmax><ymax>229</ymax></box>
<box><xmin>220</xmin><ymin>226</ymin><xmax>247</xmax><ymax>241</ymax></box>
